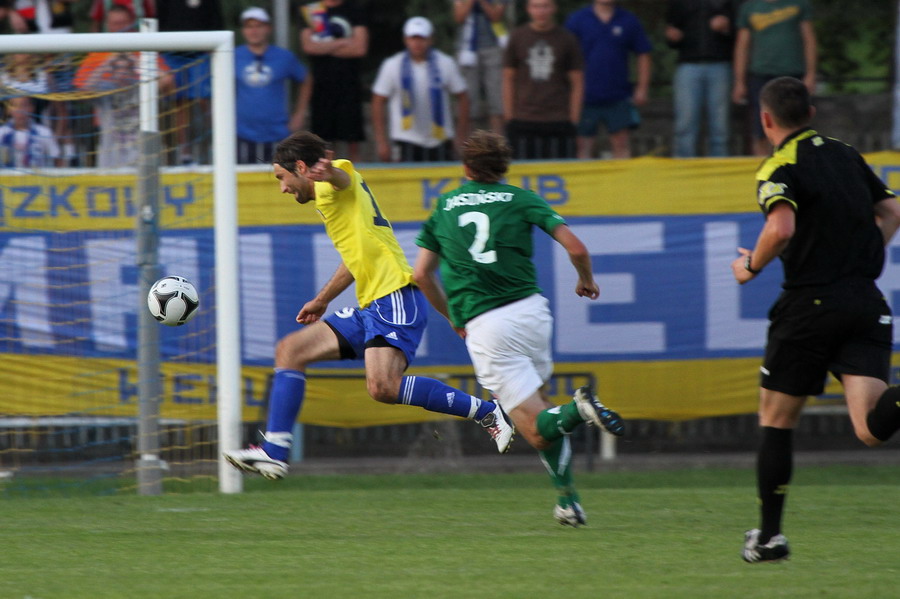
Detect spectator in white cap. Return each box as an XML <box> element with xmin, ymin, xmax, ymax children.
<box><xmin>371</xmin><ymin>16</ymin><xmax>469</xmax><ymax>162</ymax></box>
<box><xmin>235</xmin><ymin>6</ymin><xmax>312</xmax><ymax>163</ymax></box>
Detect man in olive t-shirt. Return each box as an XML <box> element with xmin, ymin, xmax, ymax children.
<box><xmin>731</xmin><ymin>0</ymin><xmax>817</xmax><ymax>156</ymax></box>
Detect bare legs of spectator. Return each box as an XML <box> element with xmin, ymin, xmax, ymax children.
<box><xmin>51</xmin><ymin>101</ymin><xmax>77</xmax><ymax>166</ymax></box>
<box><xmin>576</xmin><ymin>132</ymin><xmax>631</xmax><ymax>160</ymax></box>
<box><xmin>609</xmin><ymin>130</ymin><xmax>631</xmax><ymax>159</ymax></box>
<box><xmin>576</xmin><ymin>135</ymin><xmax>594</xmax><ymax>159</ymax></box>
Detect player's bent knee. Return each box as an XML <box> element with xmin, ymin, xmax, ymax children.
<box><xmin>273</xmin><ymin>337</ymin><xmax>296</xmax><ymax>366</ymax></box>
<box><xmin>274</xmin><ymin>336</ymin><xmax>310</xmax><ymax>370</ymax></box>
<box><xmin>366</xmin><ymin>379</ymin><xmax>398</xmax><ymax>404</ymax></box>
<box><xmin>854</xmin><ymin>424</ymin><xmax>883</xmax><ymax>448</ymax></box>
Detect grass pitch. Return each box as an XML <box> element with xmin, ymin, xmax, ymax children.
<box><xmin>2</xmin><ymin>465</ymin><xmax>898</xmax><ymax>599</ymax></box>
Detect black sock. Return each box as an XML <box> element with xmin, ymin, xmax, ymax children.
<box><xmin>866</xmin><ymin>386</ymin><xmax>900</xmax><ymax>442</ymax></box>
<box><xmin>757</xmin><ymin>426</ymin><xmax>793</xmax><ymax>544</ymax></box>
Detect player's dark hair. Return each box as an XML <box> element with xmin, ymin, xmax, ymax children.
<box><xmin>759</xmin><ymin>76</ymin><xmax>812</xmax><ymax>129</ymax></box>
<box><xmin>462</xmin><ymin>130</ymin><xmax>511</xmax><ymax>184</ymax></box>
<box><xmin>273</xmin><ymin>131</ymin><xmax>329</xmax><ymax>174</ymax></box>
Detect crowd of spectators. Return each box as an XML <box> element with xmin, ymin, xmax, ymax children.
<box><xmin>0</xmin><ymin>0</ymin><xmax>819</xmax><ymax>168</ymax></box>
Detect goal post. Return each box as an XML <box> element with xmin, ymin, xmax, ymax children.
<box><xmin>0</xmin><ymin>31</ymin><xmax>242</xmax><ymax>494</ymax></box>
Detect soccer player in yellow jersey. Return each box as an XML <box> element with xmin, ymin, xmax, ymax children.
<box><xmin>225</xmin><ymin>131</ymin><xmax>514</xmax><ymax>480</ymax></box>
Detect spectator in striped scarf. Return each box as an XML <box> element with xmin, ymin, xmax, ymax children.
<box><xmin>371</xmin><ymin>17</ymin><xmax>469</xmax><ymax>163</ymax></box>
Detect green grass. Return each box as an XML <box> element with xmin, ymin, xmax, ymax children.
<box><xmin>2</xmin><ymin>466</ymin><xmax>898</xmax><ymax>599</ymax></box>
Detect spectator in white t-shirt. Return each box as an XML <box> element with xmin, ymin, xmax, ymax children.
<box><xmin>0</xmin><ymin>95</ymin><xmax>60</xmax><ymax>168</ymax></box>
<box><xmin>371</xmin><ymin>16</ymin><xmax>469</xmax><ymax>162</ymax></box>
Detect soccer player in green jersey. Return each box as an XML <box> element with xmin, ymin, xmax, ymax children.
<box><xmin>224</xmin><ymin>131</ymin><xmax>515</xmax><ymax>481</ymax></box>
<box><xmin>413</xmin><ymin>130</ymin><xmax>625</xmax><ymax>526</ymax></box>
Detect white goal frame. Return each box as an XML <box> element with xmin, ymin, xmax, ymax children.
<box><xmin>0</xmin><ymin>31</ymin><xmax>243</xmax><ymax>494</ymax></box>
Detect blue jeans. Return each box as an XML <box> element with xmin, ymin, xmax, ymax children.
<box><xmin>673</xmin><ymin>62</ymin><xmax>732</xmax><ymax>157</ymax></box>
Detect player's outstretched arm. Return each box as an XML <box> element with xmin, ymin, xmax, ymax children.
<box><xmin>297</xmin><ymin>262</ymin><xmax>355</xmax><ymax>324</ymax></box>
<box><xmin>307</xmin><ymin>149</ymin><xmax>351</xmax><ymax>190</ymax></box>
<box><xmin>551</xmin><ymin>225</ymin><xmax>599</xmax><ymax>299</ymax></box>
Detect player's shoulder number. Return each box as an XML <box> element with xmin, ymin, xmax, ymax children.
<box><xmin>360</xmin><ymin>179</ymin><xmax>390</xmax><ymax>228</ymax></box>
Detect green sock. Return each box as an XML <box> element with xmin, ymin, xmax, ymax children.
<box><xmin>538</xmin><ymin>436</ymin><xmax>576</xmax><ymax>507</ymax></box>
<box><xmin>536</xmin><ymin>402</ymin><xmax>584</xmax><ymax>442</ymax></box>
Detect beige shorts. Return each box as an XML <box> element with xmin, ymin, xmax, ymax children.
<box><xmin>465</xmin><ymin>294</ymin><xmax>553</xmax><ymax>411</ymax></box>
<box><xmin>460</xmin><ymin>46</ymin><xmax>504</xmax><ymax>118</ymax></box>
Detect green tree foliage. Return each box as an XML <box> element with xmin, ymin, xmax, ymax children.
<box><xmin>811</xmin><ymin>0</ymin><xmax>893</xmax><ymax>93</ymax></box>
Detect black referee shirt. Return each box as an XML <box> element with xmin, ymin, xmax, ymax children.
<box><xmin>755</xmin><ymin>127</ymin><xmax>896</xmax><ymax>289</ymax></box>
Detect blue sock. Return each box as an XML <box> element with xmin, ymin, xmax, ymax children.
<box><xmin>399</xmin><ymin>376</ymin><xmax>495</xmax><ymax>421</ymax></box>
<box><xmin>262</xmin><ymin>368</ymin><xmax>306</xmax><ymax>461</ymax></box>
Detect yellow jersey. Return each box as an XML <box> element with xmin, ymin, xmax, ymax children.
<box><xmin>314</xmin><ymin>159</ymin><xmax>414</xmax><ymax>308</ymax></box>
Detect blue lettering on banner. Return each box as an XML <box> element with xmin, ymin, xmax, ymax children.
<box><xmin>49</xmin><ymin>185</ymin><xmax>79</xmax><ymax>217</ymax></box>
<box><xmin>165</xmin><ymin>183</ymin><xmax>196</xmax><ymax>216</ymax></box>
<box><xmin>173</xmin><ymin>373</ymin><xmax>204</xmax><ymax>404</ymax></box>
<box><xmin>117</xmin><ymin>367</ymin><xmax>228</xmax><ymax>405</ymax></box>
<box><xmin>245</xmin><ymin>376</ymin><xmax>266</xmax><ymax>407</ymax></box>
<box><xmin>11</xmin><ymin>186</ymin><xmax>42</xmax><ymax>217</ymax></box>
<box><xmin>421</xmin><ymin>177</ymin><xmax>466</xmax><ymax>209</ymax></box>
<box><xmin>118</xmin><ymin>368</ymin><xmax>137</xmax><ymax>404</ymax></box>
<box><xmin>532</xmin><ymin>174</ymin><xmax>568</xmax><ymax>205</ymax></box>
<box><xmin>0</xmin><ymin>183</ymin><xmax>191</xmax><ymax>221</ymax></box>
<box><xmin>88</xmin><ymin>186</ymin><xmax>126</xmax><ymax>218</ymax></box>
<box><xmin>5</xmin><ymin>213</ymin><xmax>900</xmax><ymax>369</ymax></box>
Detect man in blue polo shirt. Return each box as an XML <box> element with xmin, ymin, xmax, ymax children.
<box><xmin>235</xmin><ymin>7</ymin><xmax>311</xmax><ymax>164</ymax></box>
<box><xmin>565</xmin><ymin>0</ymin><xmax>652</xmax><ymax>159</ymax></box>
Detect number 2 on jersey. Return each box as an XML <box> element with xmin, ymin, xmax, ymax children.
<box><xmin>459</xmin><ymin>212</ymin><xmax>497</xmax><ymax>264</ymax></box>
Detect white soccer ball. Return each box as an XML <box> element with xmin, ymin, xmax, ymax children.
<box><xmin>147</xmin><ymin>276</ymin><xmax>200</xmax><ymax>327</ymax></box>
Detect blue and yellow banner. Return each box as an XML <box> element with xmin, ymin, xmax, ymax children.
<box><xmin>2</xmin><ymin>153</ymin><xmax>900</xmax><ymax>423</ymax></box>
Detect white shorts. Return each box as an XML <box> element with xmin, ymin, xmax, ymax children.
<box><xmin>464</xmin><ymin>294</ymin><xmax>553</xmax><ymax>411</ymax></box>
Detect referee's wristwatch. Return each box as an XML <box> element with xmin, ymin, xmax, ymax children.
<box><xmin>744</xmin><ymin>254</ymin><xmax>762</xmax><ymax>275</ymax></box>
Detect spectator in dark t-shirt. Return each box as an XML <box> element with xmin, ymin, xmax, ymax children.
<box><xmin>300</xmin><ymin>0</ymin><xmax>368</xmax><ymax>163</ymax></box>
<box><xmin>503</xmin><ymin>0</ymin><xmax>583</xmax><ymax>159</ymax></box>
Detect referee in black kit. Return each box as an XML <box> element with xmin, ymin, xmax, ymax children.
<box><xmin>731</xmin><ymin>76</ymin><xmax>900</xmax><ymax>563</ymax></box>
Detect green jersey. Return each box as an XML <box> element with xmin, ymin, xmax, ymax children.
<box><xmin>738</xmin><ymin>0</ymin><xmax>812</xmax><ymax>77</ymax></box>
<box><xmin>416</xmin><ymin>181</ymin><xmax>566</xmax><ymax>327</ymax></box>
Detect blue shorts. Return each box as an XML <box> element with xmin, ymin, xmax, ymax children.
<box><xmin>323</xmin><ymin>285</ymin><xmax>427</xmax><ymax>367</ymax></box>
<box><xmin>578</xmin><ymin>99</ymin><xmax>640</xmax><ymax>136</ymax></box>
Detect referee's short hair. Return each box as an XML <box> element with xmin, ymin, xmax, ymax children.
<box><xmin>760</xmin><ymin>76</ymin><xmax>813</xmax><ymax>129</ymax></box>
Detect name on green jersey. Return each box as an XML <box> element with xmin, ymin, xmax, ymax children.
<box><xmin>443</xmin><ymin>191</ymin><xmax>514</xmax><ymax>211</ymax></box>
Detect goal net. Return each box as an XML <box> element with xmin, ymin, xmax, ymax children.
<box><xmin>0</xmin><ymin>31</ymin><xmax>241</xmax><ymax>496</ymax></box>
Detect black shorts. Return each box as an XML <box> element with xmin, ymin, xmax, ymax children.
<box><xmin>762</xmin><ymin>281</ymin><xmax>893</xmax><ymax>396</ymax></box>
<box><xmin>505</xmin><ymin>120</ymin><xmax>576</xmax><ymax>159</ymax></box>
<box><xmin>395</xmin><ymin>140</ymin><xmax>454</xmax><ymax>162</ymax></box>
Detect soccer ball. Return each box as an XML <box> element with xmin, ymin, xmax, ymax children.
<box><xmin>147</xmin><ymin>276</ymin><xmax>200</xmax><ymax>326</ymax></box>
